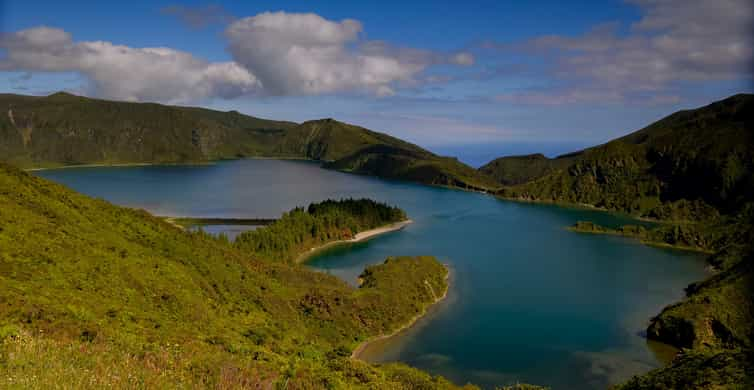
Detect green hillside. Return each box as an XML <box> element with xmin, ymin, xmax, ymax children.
<box><xmin>0</xmin><ymin>162</ymin><xmax>476</xmax><ymax>389</ymax></box>
<box><xmin>495</xmin><ymin>94</ymin><xmax>754</xmax><ymax>221</ymax></box>
<box><xmin>484</xmin><ymin>94</ymin><xmax>754</xmax><ymax>388</ymax></box>
<box><xmin>326</xmin><ymin>144</ymin><xmax>501</xmax><ymax>191</ymax></box>
<box><xmin>0</xmin><ymin>92</ymin><xmax>498</xmax><ymax>191</ymax></box>
<box><xmin>479</xmin><ymin>153</ymin><xmax>573</xmax><ymax>186</ymax></box>
<box><xmin>0</xmin><ymin>92</ymin><xmax>298</xmax><ymax>167</ymax></box>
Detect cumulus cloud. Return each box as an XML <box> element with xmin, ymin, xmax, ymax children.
<box><xmin>500</xmin><ymin>0</ymin><xmax>753</xmax><ymax>104</ymax></box>
<box><xmin>0</xmin><ymin>26</ymin><xmax>259</xmax><ymax>103</ymax></box>
<box><xmin>225</xmin><ymin>12</ymin><xmax>472</xmax><ymax>96</ymax></box>
<box><xmin>0</xmin><ymin>12</ymin><xmax>474</xmax><ymax>102</ymax></box>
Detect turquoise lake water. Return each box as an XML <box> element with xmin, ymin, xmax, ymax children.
<box><xmin>36</xmin><ymin>159</ymin><xmax>707</xmax><ymax>389</ymax></box>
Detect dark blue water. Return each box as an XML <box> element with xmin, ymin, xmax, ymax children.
<box><xmin>36</xmin><ymin>160</ymin><xmax>706</xmax><ymax>389</ymax></box>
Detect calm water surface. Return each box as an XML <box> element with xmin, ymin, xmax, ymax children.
<box><xmin>37</xmin><ymin>160</ymin><xmax>707</xmax><ymax>389</ymax></box>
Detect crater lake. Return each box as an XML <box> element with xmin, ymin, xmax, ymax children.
<box><xmin>36</xmin><ymin>159</ymin><xmax>707</xmax><ymax>389</ymax></box>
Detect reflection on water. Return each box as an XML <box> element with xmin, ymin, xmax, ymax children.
<box><xmin>37</xmin><ymin>159</ymin><xmax>707</xmax><ymax>389</ymax></box>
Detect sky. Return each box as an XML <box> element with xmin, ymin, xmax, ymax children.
<box><xmin>1</xmin><ymin>0</ymin><xmax>752</xmax><ymax>164</ymax></box>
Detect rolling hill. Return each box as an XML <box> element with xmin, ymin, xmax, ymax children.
<box><xmin>0</xmin><ymin>162</ymin><xmax>475</xmax><ymax>389</ymax></box>
<box><xmin>0</xmin><ymin>92</ymin><xmax>499</xmax><ymax>191</ymax></box>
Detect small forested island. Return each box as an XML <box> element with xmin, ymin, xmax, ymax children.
<box><xmin>234</xmin><ymin>198</ymin><xmax>409</xmax><ymax>263</ymax></box>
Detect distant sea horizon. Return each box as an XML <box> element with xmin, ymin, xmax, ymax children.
<box><xmin>428</xmin><ymin>141</ymin><xmax>592</xmax><ymax>168</ymax></box>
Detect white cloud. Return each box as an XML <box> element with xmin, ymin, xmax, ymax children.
<box><xmin>0</xmin><ymin>26</ymin><xmax>259</xmax><ymax>103</ymax></box>
<box><xmin>505</xmin><ymin>0</ymin><xmax>754</xmax><ymax>104</ymax></box>
<box><xmin>225</xmin><ymin>12</ymin><xmax>474</xmax><ymax>96</ymax></box>
<box><xmin>0</xmin><ymin>12</ymin><xmax>474</xmax><ymax>102</ymax></box>
<box><xmin>225</xmin><ymin>12</ymin><xmax>425</xmax><ymax>96</ymax></box>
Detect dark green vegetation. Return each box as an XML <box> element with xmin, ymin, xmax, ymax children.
<box><xmin>0</xmin><ymin>163</ymin><xmax>478</xmax><ymax>389</ymax></box>
<box><xmin>234</xmin><ymin>199</ymin><xmax>407</xmax><ymax>263</ymax></box>
<box><xmin>0</xmin><ymin>92</ymin><xmax>498</xmax><ymax>191</ymax></box>
<box><xmin>614</xmin><ymin>348</ymin><xmax>753</xmax><ymax>390</ymax></box>
<box><xmin>568</xmin><ymin>221</ymin><xmax>716</xmax><ymax>253</ymax></box>
<box><xmin>485</xmin><ymin>94</ymin><xmax>754</xmax><ymax>388</ymax></box>
<box><xmin>479</xmin><ymin>153</ymin><xmax>572</xmax><ymax>186</ymax></box>
<box><xmin>494</xmin><ymin>94</ymin><xmax>753</xmax><ymax>221</ymax></box>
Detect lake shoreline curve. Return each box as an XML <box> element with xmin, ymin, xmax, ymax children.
<box><xmin>295</xmin><ymin>219</ymin><xmax>413</xmax><ymax>264</ymax></box>
<box><xmin>350</xmin><ymin>266</ymin><xmax>451</xmax><ymax>360</ymax></box>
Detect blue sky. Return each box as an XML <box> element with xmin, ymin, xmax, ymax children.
<box><xmin>1</xmin><ymin>0</ymin><xmax>752</xmax><ymax>164</ymax></box>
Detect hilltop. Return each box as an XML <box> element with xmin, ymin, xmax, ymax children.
<box><xmin>0</xmin><ymin>92</ymin><xmax>499</xmax><ymax>191</ymax></box>
<box><xmin>491</xmin><ymin>94</ymin><xmax>754</xmax><ymax>221</ymax></box>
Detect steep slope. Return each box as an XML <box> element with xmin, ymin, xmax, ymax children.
<box><xmin>0</xmin><ymin>162</ymin><xmax>472</xmax><ymax>389</ymax></box>
<box><xmin>0</xmin><ymin>92</ymin><xmax>498</xmax><ymax>192</ymax></box>
<box><xmin>484</xmin><ymin>94</ymin><xmax>754</xmax><ymax>388</ymax></box>
<box><xmin>277</xmin><ymin>118</ymin><xmax>428</xmax><ymax>161</ymax></box>
<box><xmin>326</xmin><ymin>144</ymin><xmax>501</xmax><ymax>191</ymax></box>
<box><xmin>496</xmin><ymin>94</ymin><xmax>754</xmax><ymax>221</ymax></box>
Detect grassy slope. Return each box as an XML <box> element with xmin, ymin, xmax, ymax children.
<box><xmin>0</xmin><ymin>92</ymin><xmax>498</xmax><ymax>192</ymax></box>
<box><xmin>485</xmin><ymin>94</ymin><xmax>754</xmax><ymax>387</ymax></box>
<box><xmin>0</xmin><ymin>163</ymin><xmax>476</xmax><ymax>389</ymax></box>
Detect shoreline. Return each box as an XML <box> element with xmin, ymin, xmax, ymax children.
<box><xmin>21</xmin><ymin>156</ymin><xmax>325</xmax><ymax>172</ymax></box>
<box><xmin>351</xmin><ymin>267</ymin><xmax>451</xmax><ymax>360</ymax></box>
<box><xmin>566</xmin><ymin>226</ymin><xmax>714</xmax><ymax>254</ymax></box>
<box><xmin>295</xmin><ymin>219</ymin><xmax>413</xmax><ymax>264</ymax></box>
<box><xmin>23</xmin><ymin>161</ymin><xmax>217</xmax><ymax>172</ymax></box>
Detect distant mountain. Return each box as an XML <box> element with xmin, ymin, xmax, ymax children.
<box><xmin>491</xmin><ymin>94</ymin><xmax>754</xmax><ymax>221</ymax></box>
<box><xmin>0</xmin><ymin>92</ymin><xmax>498</xmax><ymax>191</ymax></box>
<box><xmin>0</xmin><ymin>92</ymin><xmax>298</xmax><ymax>165</ymax></box>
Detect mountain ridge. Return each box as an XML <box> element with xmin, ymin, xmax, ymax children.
<box><xmin>490</xmin><ymin>93</ymin><xmax>754</xmax><ymax>221</ymax></box>
<box><xmin>0</xmin><ymin>92</ymin><xmax>499</xmax><ymax>191</ymax></box>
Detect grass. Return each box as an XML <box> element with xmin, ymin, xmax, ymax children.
<box><xmin>0</xmin><ymin>162</ymin><xmax>474</xmax><ymax>389</ymax></box>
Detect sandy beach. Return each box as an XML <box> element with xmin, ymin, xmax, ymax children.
<box><xmin>295</xmin><ymin>219</ymin><xmax>413</xmax><ymax>263</ymax></box>
<box><xmin>350</xmin><ymin>267</ymin><xmax>450</xmax><ymax>360</ymax></box>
